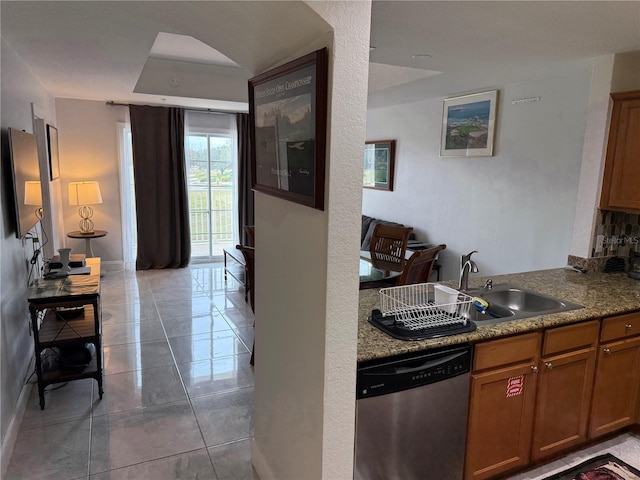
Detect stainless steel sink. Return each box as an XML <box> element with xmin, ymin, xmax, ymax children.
<box><xmin>464</xmin><ymin>283</ymin><xmax>583</xmax><ymax>325</ymax></box>
<box><xmin>481</xmin><ymin>288</ymin><xmax>565</xmax><ymax>312</ymax></box>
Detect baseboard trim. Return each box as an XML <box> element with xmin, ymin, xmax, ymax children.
<box><xmin>101</xmin><ymin>260</ymin><xmax>124</xmax><ymax>271</ymax></box>
<box><xmin>0</xmin><ymin>379</ymin><xmax>33</xmax><ymax>478</ymax></box>
<box><xmin>251</xmin><ymin>438</ymin><xmax>275</xmax><ymax>480</ymax></box>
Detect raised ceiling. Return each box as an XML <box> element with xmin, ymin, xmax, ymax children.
<box><xmin>2</xmin><ymin>1</ymin><xmax>639</xmax><ymax>111</ymax></box>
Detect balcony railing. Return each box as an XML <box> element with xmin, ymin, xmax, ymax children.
<box><xmin>188</xmin><ymin>186</ymin><xmax>235</xmax><ymax>257</ymax></box>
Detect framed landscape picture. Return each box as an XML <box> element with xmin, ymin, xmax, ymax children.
<box><xmin>363</xmin><ymin>139</ymin><xmax>396</xmax><ymax>191</ymax></box>
<box><xmin>440</xmin><ymin>90</ymin><xmax>498</xmax><ymax>157</ymax></box>
<box><xmin>248</xmin><ymin>48</ymin><xmax>328</xmax><ymax>210</ymax></box>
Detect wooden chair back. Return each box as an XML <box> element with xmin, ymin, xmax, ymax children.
<box><xmin>368</xmin><ymin>223</ymin><xmax>413</xmax><ymax>265</ymax></box>
<box><xmin>236</xmin><ymin>244</ymin><xmax>255</xmax><ymax>365</ymax></box>
<box><xmin>396</xmin><ymin>244</ymin><xmax>446</xmax><ymax>286</ymax></box>
<box><xmin>244</xmin><ymin>225</ymin><xmax>255</xmax><ymax>247</ymax></box>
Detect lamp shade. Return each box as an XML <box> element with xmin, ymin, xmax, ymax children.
<box><xmin>68</xmin><ymin>181</ymin><xmax>102</xmax><ymax>206</ymax></box>
<box><xmin>24</xmin><ymin>181</ymin><xmax>42</xmax><ymax>206</ymax></box>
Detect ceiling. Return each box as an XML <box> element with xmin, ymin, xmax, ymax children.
<box><xmin>2</xmin><ymin>1</ymin><xmax>639</xmax><ymax>111</ymax></box>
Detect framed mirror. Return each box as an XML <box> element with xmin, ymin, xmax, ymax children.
<box><xmin>363</xmin><ymin>139</ymin><xmax>396</xmax><ymax>191</ymax></box>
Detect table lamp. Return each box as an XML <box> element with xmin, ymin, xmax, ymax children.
<box><xmin>68</xmin><ymin>181</ymin><xmax>102</xmax><ymax>233</ymax></box>
<box><xmin>24</xmin><ymin>180</ymin><xmax>44</xmax><ymax>219</ymax></box>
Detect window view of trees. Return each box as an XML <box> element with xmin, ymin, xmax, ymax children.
<box><xmin>187</xmin><ymin>135</ymin><xmax>234</xmax><ymax>186</ymax></box>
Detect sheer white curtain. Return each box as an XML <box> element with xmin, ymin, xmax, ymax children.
<box><xmin>117</xmin><ymin>115</ymin><xmax>137</xmax><ymax>268</ymax></box>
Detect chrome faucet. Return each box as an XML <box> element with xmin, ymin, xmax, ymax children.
<box><xmin>458</xmin><ymin>250</ymin><xmax>479</xmax><ymax>291</ymax></box>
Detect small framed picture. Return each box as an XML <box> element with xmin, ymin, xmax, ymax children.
<box><xmin>363</xmin><ymin>140</ymin><xmax>396</xmax><ymax>191</ymax></box>
<box><xmin>46</xmin><ymin>124</ymin><xmax>60</xmax><ymax>180</ymax></box>
<box><xmin>440</xmin><ymin>90</ymin><xmax>498</xmax><ymax>158</ymax></box>
<box><xmin>248</xmin><ymin>48</ymin><xmax>328</xmax><ymax>210</ymax></box>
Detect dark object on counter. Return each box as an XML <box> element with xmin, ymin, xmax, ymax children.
<box><xmin>369</xmin><ymin>308</ymin><xmax>476</xmax><ymax>340</ymax></box>
<box><xmin>49</xmin><ymin>253</ymin><xmax>86</xmax><ymax>269</ymax></box>
<box><xmin>604</xmin><ymin>256</ymin><xmax>625</xmax><ymax>273</ymax></box>
<box><xmin>629</xmin><ymin>252</ymin><xmax>640</xmax><ymax>280</ymax></box>
<box><xmin>565</xmin><ymin>265</ymin><xmax>587</xmax><ymax>273</ymax></box>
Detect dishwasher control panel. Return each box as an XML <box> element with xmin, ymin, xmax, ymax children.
<box><xmin>356</xmin><ymin>344</ymin><xmax>472</xmax><ymax>399</ymax></box>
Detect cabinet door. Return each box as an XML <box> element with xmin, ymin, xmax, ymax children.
<box><xmin>600</xmin><ymin>91</ymin><xmax>640</xmax><ymax>212</ymax></box>
<box><xmin>531</xmin><ymin>348</ymin><xmax>596</xmax><ymax>460</ymax></box>
<box><xmin>637</xmin><ymin>380</ymin><xmax>640</xmax><ymax>425</ymax></box>
<box><xmin>465</xmin><ymin>363</ymin><xmax>538</xmax><ymax>480</ymax></box>
<box><xmin>590</xmin><ymin>336</ymin><xmax>640</xmax><ymax>438</ymax></box>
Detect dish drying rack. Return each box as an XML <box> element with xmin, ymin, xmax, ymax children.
<box><xmin>369</xmin><ymin>283</ymin><xmax>477</xmax><ymax>340</ymax></box>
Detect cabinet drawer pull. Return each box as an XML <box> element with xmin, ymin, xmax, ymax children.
<box><xmin>545</xmin><ymin>362</ymin><xmax>553</xmax><ymax>370</ymax></box>
<box><xmin>625</xmin><ymin>324</ymin><xmax>633</xmax><ymax>329</ymax></box>
<box><xmin>604</xmin><ymin>348</ymin><xmax>612</xmax><ymax>355</ymax></box>
<box><xmin>531</xmin><ymin>365</ymin><xmax>539</xmax><ymax>373</ymax></box>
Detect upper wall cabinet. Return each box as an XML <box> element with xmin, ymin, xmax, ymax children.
<box><xmin>600</xmin><ymin>90</ymin><xmax>640</xmax><ymax>213</ymax></box>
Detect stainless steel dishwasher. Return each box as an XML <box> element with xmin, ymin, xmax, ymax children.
<box><xmin>354</xmin><ymin>344</ymin><xmax>472</xmax><ymax>480</ymax></box>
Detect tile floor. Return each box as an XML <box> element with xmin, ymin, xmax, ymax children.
<box><xmin>6</xmin><ymin>262</ymin><xmax>258</xmax><ymax>480</ymax></box>
<box><xmin>5</xmin><ymin>262</ymin><xmax>640</xmax><ymax>479</ymax></box>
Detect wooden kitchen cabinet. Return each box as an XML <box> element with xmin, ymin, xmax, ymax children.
<box><xmin>599</xmin><ymin>311</ymin><xmax>640</xmax><ymax>343</ymax></box>
<box><xmin>589</xmin><ymin>331</ymin><xmax>640</xmax><ymax>438</ymax></box>
<box><xmin>531</xmin><ymin>321</ymin><xmax>599</xmax><ymax>461</ymax></box>
<box><xmin>637</xmin><ymin>380</ymin><xmax>640</xmax><ymax>426</ymax></box>
<box><xmin>600</xmin><ymin>90</ymin><xmax>640</xmax><ymax>212</ymax></box>
<box><xmin>465</xmin><ymin>332</ymin><xmax>541</xmax><ymax>480</ymax></box>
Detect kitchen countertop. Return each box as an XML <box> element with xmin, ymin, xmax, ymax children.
<box><xmin>358</xmin><ymin>268</ymin><xmax>640</xmax><ymax>363</ymax></box>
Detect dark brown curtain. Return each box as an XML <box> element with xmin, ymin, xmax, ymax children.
<box><xmin>129</xmin><ymin>105</ymin><xmax>190</xmax><ymax>269</ymax></box>
<box><xmin>237</xmin><ymin>113</ymin><xmax>254</xmax><ymax>245</ymax></box>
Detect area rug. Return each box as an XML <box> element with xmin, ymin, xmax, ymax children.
<box><xmin>543</xmin><ymin>453</ymin><xmax>640</xmax><ymax>480</ymax></box>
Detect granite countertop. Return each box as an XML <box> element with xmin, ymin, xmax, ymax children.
<box><xmin>358</xmin><ymin>268</ymin><xmax>640</xmax><ymax>363</ymax></box>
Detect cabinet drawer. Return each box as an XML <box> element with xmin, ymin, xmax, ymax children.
<box><xmin>474</xmin><ymin>332</ymin><xmax>541</xmax><ymax>372</ymax></box>
<box><xmin>542</xmin><ymin>320</ymin><xmax>599</xmax><ymax>356</ymax></box>
<box><xmin>601</xmin><ymin>311</ymin><xmax>640</xmax><ymax>343</ymax></box>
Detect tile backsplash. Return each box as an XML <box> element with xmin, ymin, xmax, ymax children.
<box><xmin>592</xmin><ymin>210</ymin><xmax>640</xmax><ymax>258</ymax></box>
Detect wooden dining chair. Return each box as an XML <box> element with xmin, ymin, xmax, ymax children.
<box><xmin>396</xmin><ymin>244</ymin><xmax>446</xmax><ymax>286</ymax></box>
<box><xmin>368</xmin><ymin>223</ymin><xmax>413</xmax><ymax>265</ymax></box>
<box><xmin>236</xmin><ymin>244</ymin><xmax>255</xmax><ymax>365</ymax></box>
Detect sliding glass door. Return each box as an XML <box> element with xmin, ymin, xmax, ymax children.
<box><xmin>186</xmin><ymin>124</ymin><xmax>237</xmax><ymax>260</ymax></box>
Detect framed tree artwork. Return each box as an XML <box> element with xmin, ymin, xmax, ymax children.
<box><xmin>248</xmin><ymin>48</ymin><xmax>328</xmax><ymax>210</ymax></box>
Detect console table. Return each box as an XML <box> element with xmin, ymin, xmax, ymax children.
<box><xmin>27</xmin><ymin>258</ymin><xmax>103</xmax><ymax>409</ymax></box>
<box><xmin>223</xmin><ymin>247</ymin><xmax>249</xmax><ymax>301</ymax></box>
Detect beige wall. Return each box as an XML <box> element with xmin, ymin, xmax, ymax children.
<box><xmin>611</xmin><ymin>51</ymin><xmax>640</xmax><ymax>93</ymax></box>
<box><xmin>55</xmin><ymin>99</ymin><xmax>126</xmax><ymax>268</ymax></box>
<box><xmin>1</xmin><ymin>37</ymin><xmax>56</xmax><ymax>472</ymax></box>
